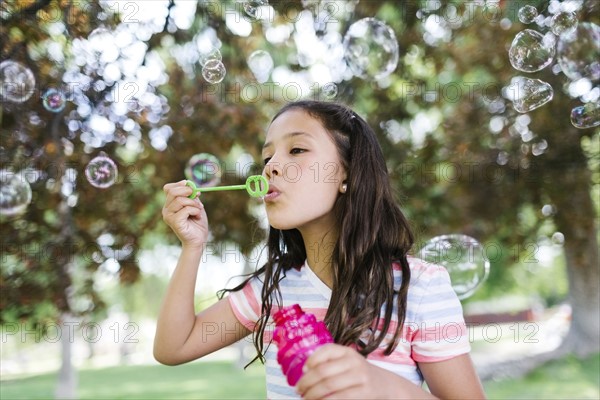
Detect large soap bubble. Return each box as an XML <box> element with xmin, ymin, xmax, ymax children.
<box><xmin>418</xmin><ymin>234</ymin><xmax>490</xmax><ymax>300</ymax></box>
<box><xmin>0</xmin><ymin>170</ymin><xmax>33</xmax><ymax>217</ymax></box>
<box><xmin>570</xmin><ymin>102</ymin><xmax>600</xmax><ymax>129</ymax></box>
<box><xmin>550</xmin><ymin>12</ymin><xmax>578</xmax><ymax>37</ymax></box>
<box><xmin>185</xmin><ymin>153</ymin><xmax>221</xmax><ymax>187</ymax></box>
<box><xmin>0</xmin><ymin>60</ymin><xmax>36</xmax><ymax>103</ymax></box>
<box><xmin>508</xmin><ymin>76</ymin><xmax>554</xmax><ymax>113</ymax></box>
<box><xmin>509</xmin><ymin>29</ymin><xmax>555</xmax><ymax>73</ymax></box>
<box><xmin>85</xmin><ymin>153</ymin><xmax>119</xmax><ymax>189</ymax></box>
<box><xmin>343</xmin><ymin>18</ymin><xmax>399</xmax><ymax>80</ymax></box>
<box><xmin>557</xmin><ymin>22</ymin><xmax>600</xmax><ymax>82</ymax></box>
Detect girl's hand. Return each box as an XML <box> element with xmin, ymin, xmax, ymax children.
<box><xmin>296</xmin><ymin>344</ymin><xmax>427</xmax><ymax>400</ymax></box>
<box><xmin>162</xmin><ymin>180</ymin><xmax>209</xmax><ymax>250</ymax></box>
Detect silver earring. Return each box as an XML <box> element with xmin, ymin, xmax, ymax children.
<box><xmin>341</xmin><ymin>183</ymin><xmax>347</xmax><ymax>193</ymax></box>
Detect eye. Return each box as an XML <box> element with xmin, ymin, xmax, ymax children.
<box><xmin>290</xmin><ymin>148</ymin><xmax>306</xmax><ymax>155</ymax></box>
<box><xmin>263</xmin><ymin>156</ymin><xmax>272</xmax><ymax>165</ymax></box>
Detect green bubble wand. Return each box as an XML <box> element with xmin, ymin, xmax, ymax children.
<box><xmin>186</xmin><ymin>175</ymin><xmax>268</xmax><ymax>199</ymax></box>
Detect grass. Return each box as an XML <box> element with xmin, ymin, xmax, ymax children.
<box><xmin>1</xmin><ymin>353</ymin><xmax>598</xmax><ymax>399</ymax></box>
<box><xmin>0</xmin><ymin>361</ymin><xmax>267</xmax><ymax>399</ymax></box>
<box><xmin>483</xmin><ymin>353</ymin><xmax>600</xmax><ymax>399</ymax></box>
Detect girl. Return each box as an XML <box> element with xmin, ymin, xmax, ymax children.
<box><xmin>155</xmin><ymin>100</ymin><xmax>485</xmax><ymax>399</ymax></box>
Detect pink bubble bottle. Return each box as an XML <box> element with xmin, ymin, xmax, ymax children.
<box><xmin>272</xmin><ymin>304</ymin><xmax>333</xmax><ymax>386</ymax></box>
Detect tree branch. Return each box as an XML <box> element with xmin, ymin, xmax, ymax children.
<box><xmin>4</xmin><ymin>0</ymin><xmax>52</xmax><ymax>23</ymax></box>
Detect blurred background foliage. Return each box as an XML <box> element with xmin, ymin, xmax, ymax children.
<box><xmin>1</xmin><ymin>0</ymin><xmax>599</xmax><ymax>397</ymax></box>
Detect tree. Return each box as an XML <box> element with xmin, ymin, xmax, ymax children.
<box><xmin>1</xmin><ymin>0</ymin><xmax>598</xmax><ymax>394</ymax></box>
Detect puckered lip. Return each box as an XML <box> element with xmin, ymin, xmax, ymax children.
<box><xmin>266</xmin><ymin>182</ymin><xmax>280</xmax><ymax>195</ymax></box>
<box><xmin>264</xmin><ymin>182</ymin><xmax>281</xmax><ymax>202</ymax></box>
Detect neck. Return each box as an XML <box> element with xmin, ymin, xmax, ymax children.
<box><xmin>300</xmin><ymin>225</ymin><xmax>338</xmax><ymax>289</ymax></box>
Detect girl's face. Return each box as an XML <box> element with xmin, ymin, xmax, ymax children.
<box><xmin>261</xmin><ymin>109</ymin><xmax>346</xmax><ymax>231</ymax></box>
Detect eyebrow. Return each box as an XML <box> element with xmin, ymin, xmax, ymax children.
<box><xmin>262</xmin><ymin>131</ymin><xmax>313</xmax><ymax>151</ymax></box>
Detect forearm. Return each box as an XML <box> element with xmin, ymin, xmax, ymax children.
<box><xmin>377</xmin><ymin>366</ymin><xmax>438</xmax><ymax>399</ymax></box>
<box><xmin>153</xmin><ymin>245</ymin><xmax>204</xmax><ymax>362</ymax></box>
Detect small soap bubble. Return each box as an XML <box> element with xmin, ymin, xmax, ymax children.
<box><xmin>551</xmin><ymin>12</ymin><xmax>578</xmax><ymax>36</ymax></box>
<box><xmin>419</xmin><ymin>234</ymin><xmax>490</xmax><ymax>300</ymax></box>
<box><xmin>247</xmin><ymin>50</ymin><xmax>274</xmax><ymax>83</ymax></box>
<box><xmin>343</xmin><ymin>18</ymin><xmax>399</xmax><ymax>80</ymax></box>
<box><xmin>0</xmin><ymin>60</ymin><xmax>36</xmax><ymax>103</ymax></box>
<box><xmin>242</xmin><ymin>0</ymin><xmax>268</xmax><ymax>21</ymax></box>
<box><xmin>0</xmin><ymin>170</ymin><xmax>32</xmax><ymax>217</ymax></box>
<box><xmin>85</xmin><ymin>153</ymin><xmax>118</xmax><ymax>189</ymax></box>
<box><xmin>509</xmin><ymin>29</ymin><xmax>555</xmax><ymax>73</ymax></box>
<box><xmin>551</xmin><ymin>232</ymin><xmax>565</xmax><ymax>246</ymax></box>
<box><xmin>510</xmin><ymin>76</ymin><xmax>554</xmax><ymax>113</ymax></box>
<box><xmin>570</xmin><ymin>102</ymin><xmax>600</xmax><ymax>129</ymax></box>
<box><xmin>198</xmin><ymin>47</ymin><xmax>222</xmax><ymax>67</ymax></box>
<box><xmin>42</xmin><ymin>88</ymin><xmax>66</xmax><ymax>112</ymax></box>
<box><xmin>322</xmin><ymin>82</ymin><xmax>338</xmax><ymax>99</ymax></box>
<box><xmin>557</xmin><ymin>22</ymin><xmax>600</xmax><ymax>82</ymax></box>
<box><xmin>185</xmin><ymin>153</ymin><xmax>222</xmax><ymax>187</ymax></box>
<box><xmin>518</xmin><ymin>5</ymin><xmax>538</xmax><ymax>24</ymax></box>
<box><xmin>202</xmin><ymin>60</ymin><xmax>226</xmax><ymax>84</ymax></box>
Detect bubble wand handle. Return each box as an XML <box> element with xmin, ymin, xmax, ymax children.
<box><xmin>186</xmin><ymin>175</ymin><xmax>268</xmax><ymax>199</ymax></box>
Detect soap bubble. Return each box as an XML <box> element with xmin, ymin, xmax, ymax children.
<box><xmin>247</xmin><ymin>50</ymin><xmax>274</xmax><ymax>83</ymax></box>
<box><xmin>508</xmin><ymin>76</ymin><xmax>554</xmax><ymax>113</ymax></box>
<box><xmin>518</xmin><ymin>5</ymin><xmax>538</xmax><ymax>24</ymax></box>
<box><xmin>418</xmin><ymin>234</ymin><xmax>490</xmax><ymax>300</ymax></box>
<box><xmin>0</xmin><ymin>60</ymin><xmax>36</xmax><ymax>103</ymax></box>
<box><xmin>343</xmin><ymin>18</ymin><xmax>399</xmax><ymax>80</ymax></box>
<box><xmin>185</xmin><ymin>153</ymin><xmax>221</xmax><ymax>187</ymax></box>
<box><xmin>509</xmin><ymin>29</ymin><xmax>556</xmax><ymax>73</ymax></box>
<box><xmin>322</xmin><ymin>82</ymin><xmax>338</xmax><ymax>99</ymax></box>
<box><xmin>85</xmin><ymin>153</ymin><xmax>118</xmax><ymax>189</ymax></box>
<box><xmin>202</xmin><ymin>60</ymin><xmax>226</xmax><ymax>84</ymax></box>
<box><xmin>570</xmin><ymin>102</ymin><xmax>600</xmax><ymax>129</ymax></box>
<box><xmin>0</xmin><ymin>170</ymin><xmax>32</xmax><ymax>217</ymax></box>
<box><xmin>550</xmin><ymin>12</ymin><xmax>578</xmax><ymax>36</ymax></box>
<box><xmin>198</xmin><ymin>47</ymin><xmax>222</xmax><ymax>67</ymax></box>
<box><xmin>557</xmin><ymin>22</ymin><xmax>600</xmax><ymax>82</ymax></box>
<box><xmin>242</xmin><ymin>0</ymin><xmax>268</xmax><ymax>21</ymax></box>
<box><xmin>42</xmin><ymin>88</ymin><xmax>66</xmax><ymax>112</ymax></box>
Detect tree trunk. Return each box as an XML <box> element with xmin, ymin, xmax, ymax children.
<box><xmin>551</xmin><ymin>165</ymin><xmax>600</xmax><ymax>357</ymax></box>
<box><xmin>54</xmin><ymin>317</ymin><xmax>78</xmax><ymax>399</ymax></box>
<box><xmin>562</xmin><ymin>234</ymin><xmax>600</xmax><ymax>356</ymax></box>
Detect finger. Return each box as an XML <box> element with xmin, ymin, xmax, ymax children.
<box><xmin>301</xmin><ymin>374</ymin><xmax>363</xmax><ymax>400</ymax></box>
<box><xmin>169</xmin><ymin>205</ymin><xmax>205</xmax><ymax>226</ymax></box>
<box><xmin>304</xmin><ymin>344</ymin><xmax>350</xmax><ymax>370</ymax></box>
<box><xmin>165</xmin><ymin>196</ymin><xmax>203</xmax><ymax>213</ymax></box>
<box><xmin>163</xmin><ymin>198</ymin><xmax>204</xmax><ymax>222</ymax></box>
<box><xmin>163</xmin><ymin>181</ymin><xmax>189</xmax><ymax>198</ymax></box>
<box><xmin>164</xmin><ymin>187</ymin><xmax>200</xmax><ymax>209</ymax></box>
<box><xmin>162</xmin><ymin>180</ymin><xmax>188</xmax><ymax>192</ymax></box>
<box><xmin>322</xmin><ymin>384</ymin><xmax>366</xmax><ymax>400</ymax></box>
<box><xmin>163</xmin><ymin>180</ymin><xmax>195</xmax><ymax>200</ymax></box>
<box><xmin>177</xmin><ymin>205</ymin><xmax>204</xmax><ymax>219</ymax></box>
<box><xmin>297</xmin><ymin>355</ymin><xmax>355</xmax><ymax>398</ymax></box>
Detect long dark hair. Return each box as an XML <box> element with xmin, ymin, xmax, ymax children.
<box><xmin>219</xmin><ymin>100</ymin><xmax>413</xmax><ymax>364</ymax></box>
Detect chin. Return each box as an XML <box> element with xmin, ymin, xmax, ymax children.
<box><xmin>266</xmin><ymin>213</ymin><xmax>299</xmax><ymax>231</ymax></box>
<box><xmin>267</xmin><ymin>220</ymin><xmax>296</xmax><ymax>231</ymax></box>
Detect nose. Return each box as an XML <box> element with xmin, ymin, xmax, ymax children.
<box><xmin>264</xmin><ymin>159</ymin><xmax>280</xmax><ymax>179</ymax></box>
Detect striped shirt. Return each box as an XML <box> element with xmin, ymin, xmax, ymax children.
<box><xmin>228</xmin><ymin>256</ymin><xmax>470</xmax><ymax>399</ymax></box>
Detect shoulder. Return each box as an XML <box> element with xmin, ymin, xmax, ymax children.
<box><xmin>408</xmin><ymin>256</ymin><xmax>449</xmax><ymax>281</ymax></box>
<box><xmin>393</xmin><ymin>256</ymin><xmax>451</xmax><ymax>289</ymax></box>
